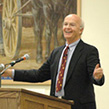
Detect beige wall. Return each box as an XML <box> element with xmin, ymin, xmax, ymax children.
<box><xmin>2</xmin><ymin>0</ymin><xmax>109</xmax><ymax>109</ymax></box>
<box><xmin>81</xmin><ymin>0</ymin><xmax>109</xmax><ymax>109</ymax></box>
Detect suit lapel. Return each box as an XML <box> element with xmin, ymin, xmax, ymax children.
<box><xmin>65</xmin><ymin>40</ymin><xmax>84</xmax><ymax>83</ymax></box>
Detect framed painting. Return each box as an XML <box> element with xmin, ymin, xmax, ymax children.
<box><xmin>0</xmin><ymin>0</ymin><xmax>81</xmax><ymax>85</ymax></box>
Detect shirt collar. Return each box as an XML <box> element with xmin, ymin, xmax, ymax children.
<box><xmin>66</xmin><ymin>39</ymin><xmax>80</xmax><ymax>50</ymax></box>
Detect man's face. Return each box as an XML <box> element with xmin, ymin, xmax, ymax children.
<box><xmin>63</xmin><ymin>15</ymin><xmax>82</xmax><ymax>44</ymax></box>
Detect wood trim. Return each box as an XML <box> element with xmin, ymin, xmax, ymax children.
<box><xmin>1</xmin><ymin>80</ymin><xmax>51</xmax><ymax>85</ymax></box>
<box><xmin>77</xmin><ymin>0</ymin><xmax>81</xmax><ymax>16</ymax></box>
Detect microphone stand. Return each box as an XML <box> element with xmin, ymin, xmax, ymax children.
<box><xmin>0</xmin><ymin>65</ymin><xmax>11</xmax><ymax>87</ymax></box>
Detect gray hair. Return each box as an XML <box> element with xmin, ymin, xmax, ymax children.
<box><xmin>80</xmin><ymin>18</ymin><xmax>84</xmax><ymax>29</ymax></box>
<box><xmin>80</xmin><ymin>19</ymin><xmax>84</xmax><ymax>35</ymax></box>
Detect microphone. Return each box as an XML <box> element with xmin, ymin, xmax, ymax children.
<box><xmin>0</xmin><ymin>54</ymin><xmax>29</xmax><ymax>75</ymax></box>
<box><xmin>10</xmin><ymin>54</ymin><xmax>29</xmax><ymax>66</ymax></box>
<box><xmin>0</xmin><ymin>64</ymin><xmax>5</xmax><ymax>72</ymax></box>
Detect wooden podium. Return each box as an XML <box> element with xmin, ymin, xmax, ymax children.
<box><xmin>0</xmin><ymin>88</ymin><xmax>74</xmax><ymax>109</ymax></box>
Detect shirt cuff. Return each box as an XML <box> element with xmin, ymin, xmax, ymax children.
<box><xmin>11</xmin><ymin>69</ymin><xmax>15</xmax><ymax>79</ymax></box>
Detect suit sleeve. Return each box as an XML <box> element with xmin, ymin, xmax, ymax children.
<box><xmin>86</xmin><ymin>46</ymin><xmax>105</xmax><ymax>86</ymax></box>
<box><xmin>13</xmin><ymin>52</ymin><xmax>54</xmax><ymax>83</ymax></box>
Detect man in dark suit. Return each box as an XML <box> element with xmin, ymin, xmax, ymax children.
<box><xmin>3</xmin><ymin>14</ymin><xmax>104</xmax><ymax>109</ymax></box>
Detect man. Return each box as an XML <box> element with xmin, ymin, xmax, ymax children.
<box><xmin>3</xmin><ymin>14</ymin><xmax>104</xmax><ymax>109</ymax></box>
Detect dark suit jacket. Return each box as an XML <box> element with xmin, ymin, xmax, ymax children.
<box><xmin>14</xmin><ymin>40</ymin><xmax>104</xmax><ymax>109</ymax></box>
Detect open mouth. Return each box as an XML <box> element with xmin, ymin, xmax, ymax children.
<box><xmin>65</xmin><ymin>31</ymin><xmax>72</xmax><ymax>34</ymax></box>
